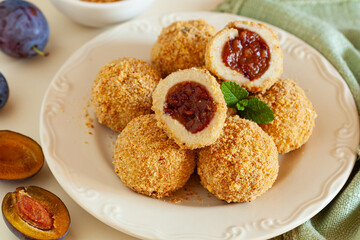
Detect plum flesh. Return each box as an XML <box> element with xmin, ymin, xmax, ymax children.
<box><xmin>0</xmin><ymin>130</ymin><xmax>44</xmax><ymax>180</ymax></box>
<box><xmin>2</xmin><ymin>186</ymin><xmax>70</xmax><ymax>240</ymax></box>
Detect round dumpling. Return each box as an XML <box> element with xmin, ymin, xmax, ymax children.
<box><xmin>197</xmin><ymin>115</ymin><xmax>279</xmax><ymax>203</ymax></box>
<box><xmin>151</xmin><ymin>19</ymin><xmax>217</xmax><ymax>77</ymax></box>
<box><xmin>91</xmin><ymin>57</ymin><xmax>161</xmax><ymax>132</ymax></box>
<box><xmin>255</xmin><ymin>79</ymin><xmax>317</xmax><ymax>153</ymax></box>
<box><xmin>113</xmin><ymin>114</ymin><xmax>196</xmax><ymax>198</ymax></box>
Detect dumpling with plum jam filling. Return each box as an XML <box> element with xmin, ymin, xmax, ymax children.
<box><xmin>152</xmin><ymin>68</ymin><xmax>227</xmax><ymax>149</ymax></box>
<box><xmin>205</xmin><ymin>20</ymin><xmax>283</xmax><ymax>93</ymax></box>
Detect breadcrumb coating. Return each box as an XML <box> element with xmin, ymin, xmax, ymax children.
<box><xmin>197</xmin><ymin>116</ymin><xmax>279</xmax><ymax>203</ymax></box>
<box><xmin>91</xmin><ymin>57</ymin><xmax>161</xmax><ymax>132</ymax></box>
<box><xmin>151</xmin><ymin>19</ymin><xmax>217</xmax><ymax>77</ymax></box>
<box><xmin>255</xmin><ymin>79</ymin><xmax>317</xmax><ymax>154</ymax></box>
<box><xmin>113</xmin><ymin>114</ymin><xmax>196</xmax><ymax>198</ymax></box>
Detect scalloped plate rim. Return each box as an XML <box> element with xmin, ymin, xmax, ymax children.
<box><xmin>40</xmin><ymin>11</ymin><xmax>359</xmax><ymax>240</ymax></box>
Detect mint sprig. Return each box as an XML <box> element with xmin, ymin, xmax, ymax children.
<box><xmin>221</xmin><ymin>82</ymin><xmax>274</xmax><ymax>124</ymax></box>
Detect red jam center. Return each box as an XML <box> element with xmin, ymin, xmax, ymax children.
<box><xmin>164</xmin><ymin>81</ymin><xmax>216</xmax><ymax>134</ymax></box>
<box><xmin>16</xmin><ymin>191</ymin><xmax>53</xmax><ymax>230</ymax></box>
<box><xmin>222</xmin><ymin>28</ymin><xmax>271</xmax><ymax>80</ymax></box>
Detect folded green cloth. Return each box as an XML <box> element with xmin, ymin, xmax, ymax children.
<box><xmin>215</xmin><ymin>0</ymin><xmax>360</xmax><ymax>239</ymax></box>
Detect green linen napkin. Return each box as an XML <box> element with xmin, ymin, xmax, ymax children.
<box><xmin>215</xmin><ymin>0</ymin><xmax>360</xmax><ymax>239</ymax></box>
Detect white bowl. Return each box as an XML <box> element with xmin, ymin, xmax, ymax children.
<box><xmin>50</xmin><ymin>0</ymin><xmax>155</xmax><ymax>28</ymax></box>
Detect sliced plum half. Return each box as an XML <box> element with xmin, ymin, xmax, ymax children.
<box><xmin>2</xmin><ymin>186</ymin><xmax>70</xmax><ymax>240</ymax></box>
<box><xmin>0</xmin><ymin>130</ymin><xmax>44</xmax><ymax>180</ymax></box>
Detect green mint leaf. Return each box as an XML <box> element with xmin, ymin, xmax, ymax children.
<box><xmin>239</xmin><ymin>99</ymin><xmax>248</xmax><ymax>107</ymax></box>
<box><xmin>221</xmin><ymin>82</ymin><xmax>249</xmax><ymax>107</ymax></box>
<box><xmin>220</xmin><ymin>82</ymin><xmax>274</xmax><ymax>124</ymax></box>
<box><xmin>236</xmin><ymin>99</ymin><xmax>248</xmax><ymax>111</ymax></box>
<box><xmin>236</xmin><ymin>102</ymin><xmax>244</xmax><ymax>111</ymax></box>
<box><xmin>239</xmin><ymin>97</ymin><xmax>274</xmax><ymax>124</ymax></box>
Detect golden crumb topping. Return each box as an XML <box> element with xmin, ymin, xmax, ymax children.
<box><xmin>91</xmin><ymin>57</ymin><xmax>161</xmax><ymax>132</ymax></box>
<box><xmin>151</xmin><ymin>19</ymin><xmax>217</xmax><ymax>77</ymax></box>
<box><xmin>198</xmin><ymin>116</ymin><xmax>278</xmax><ymax>202</ymax></box>
<box><xmin>113</xmin><ymin>114</ymin><xmax>196</xmax><ymax>198</ymax></box>
<box><xmin>255</xmin><ymin>79</ymin><xmax>317</xmax><ymax>153</ymax></box>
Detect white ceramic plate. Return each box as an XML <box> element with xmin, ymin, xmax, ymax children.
<box><xmin>40</xmin><ymin>12</ymin><xmax>359</xmax><ymax>240</ymax></box>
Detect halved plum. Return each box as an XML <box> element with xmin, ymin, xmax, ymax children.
<box><xmin>2</xmin><ymin>186</ymin><xmax>70</xmax><ymax>240</ymax></box>
<box><xmin>0</xmin><ymin>130</ymin><xmax>44</xmax><ymax>180</ymax></box>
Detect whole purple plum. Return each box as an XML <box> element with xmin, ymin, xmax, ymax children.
<box><xmin>0</xmin><ymin>0</ymin><xmax>49</xmax><ymax>58</ymax></box>
<box><xmin>0</xmin><ymin>73</ymin><xmax>9</xmax><ymax>109</ymax></box>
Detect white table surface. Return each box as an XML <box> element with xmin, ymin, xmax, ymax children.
<box><xmin>0</xmin><ymin>0</ymin><xmax>224</xmax><ymax>239</ymax></box>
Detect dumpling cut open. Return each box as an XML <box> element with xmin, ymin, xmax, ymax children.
<box><xmin>205</xmin><ymin>21</ymin><xmax>283</xmax><ymax>93</ymax></box>
<box><xmin>152</xmin><ymin>68</ymin><xmax>227</xmax><ymax>149</ymax></box>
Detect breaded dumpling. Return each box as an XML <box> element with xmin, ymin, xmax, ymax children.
<box><xmin>91</xmin><ymin>57</ymin><xmax>161</xmax><ymax>132</ymax></box>
<box><xmin>205</xmin><ymin>21</ymin><xmax>283</xmax><ymax>93</ymax></box>
<box><xmin>255</xmin><ymin>79</ymin><xmax>317</xmax><ymax>154</ymax></box>
<box><xmin>197</xmin><ymin>116</ymin><xmax>279</xmax><ymax>203</ymax></box>
<box><xmin>113</xmin><ymin>114</ymin><xmax>196</xmax><ymax>199</ymax></box>
<box><xmin>151</xmin><ymin>19</ymin><xmax>217</xmax><ymax>77</ymax></box>
<box><xmin>152</xmin><ymin>68</ymin><xmax>227</xmax><ymax>149</ymax></box>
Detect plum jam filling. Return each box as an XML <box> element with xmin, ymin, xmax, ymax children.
<box><xmin>164</xmin><ymin>81</ymin><xmax>216</xmax><ymax>134</ymax></box>
<box><xmin>16</xmin><ymin>191</ymin><xmax>53</xmax><ymax>230</ymax></box>
<box><xmin>222</xmin><ymin>28</ymin><xmax>271</xmax><ymax>80</ymax></box>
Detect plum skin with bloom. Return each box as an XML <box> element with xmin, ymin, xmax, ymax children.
<box><xmin>0</xmin><ymin>0</ymin><xmax>49</xmax><ymax>58</ymax></box>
